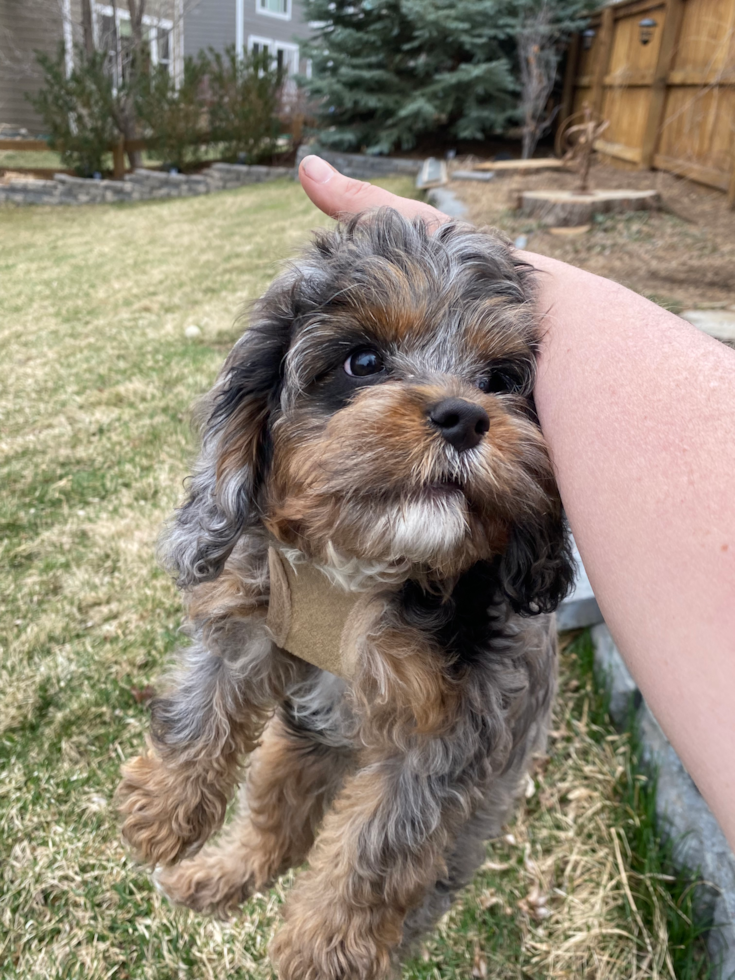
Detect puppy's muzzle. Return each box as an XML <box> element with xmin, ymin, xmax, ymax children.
<box><xmin>429</xmin><ymin>398</ymin><xmax>490</xmax><ymax>453</ymax></box>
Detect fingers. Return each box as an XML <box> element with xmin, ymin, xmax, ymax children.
<box><xmin>299</xmin><ymin>154</ymin><xmax>449</xmax><ymax>229</ymax></box>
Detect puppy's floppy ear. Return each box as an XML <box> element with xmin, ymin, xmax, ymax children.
<box><xmin>499</xmin><ymin>505</ymin><xmax>575</xmax><ymax>616</ymax></box>
<box><xmin>160</xmin><ymin>300</ymin><xmax>293</xmax><ymax>590</ymax></box>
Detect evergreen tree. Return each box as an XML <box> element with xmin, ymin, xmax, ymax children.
<box><xmin>303</xmin><ymin>0</ymin><xmax>587</xmax><ymax>156</ymax></box>
<box><xmin>302</xmin><ymin>0</ymin><xmax>519</xmax><ymax>154</ymax></box>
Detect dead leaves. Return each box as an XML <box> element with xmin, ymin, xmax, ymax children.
<box><xmin>518</xmin><ymin>882</ymin><xmax>552</xmax><ymax>922</ymax></box>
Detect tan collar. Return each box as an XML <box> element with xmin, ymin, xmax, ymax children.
<box><xmin>265</xmin><ymin>547</ymin><xmax>380</xmax><ymax>679</ymax></box>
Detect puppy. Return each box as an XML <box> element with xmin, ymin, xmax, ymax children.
<box><xmin>117</xmin><ymin>209</ymin><xmax>574</xmax><ymax>980</ymax></box>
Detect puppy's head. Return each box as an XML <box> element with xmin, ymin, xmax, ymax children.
<box><xmin>163</xmin><ymin>209</ymin><xmax>573</xmax><ymax>613</ymax></box>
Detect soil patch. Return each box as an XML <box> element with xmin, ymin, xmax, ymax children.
<box><xmin>452</xmin><ymin>160</ymin><xmax>735</xmax><ymax>310</ymax></box>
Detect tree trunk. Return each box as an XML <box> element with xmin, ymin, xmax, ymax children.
<box><xmin>122</xmin><ymin>0</ymin><xmax>147</xmax><ymax>170</ymax></box>
<box><xmin>81</xmin><ymin>0</ymin><xmax>95</xmax><ymax>56</ymax></box>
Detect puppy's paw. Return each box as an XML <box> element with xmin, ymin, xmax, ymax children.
<box><xmin>155</xmin><ymin>856</ymin><xmax>256</xmax><ymax>918</ymax></box>
<box><xmin>271</xmin><ymin>906</ymin><xmax>397</xmax><ymax>980</ymax></box>
<box><xmin>116</xmin><ymin>752</ymin><xmax>228</xmax><ymax>867</ymax></box>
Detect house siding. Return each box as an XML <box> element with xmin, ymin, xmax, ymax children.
<box><xmin>183</xmin><ymin>0</ymin><xmax>236</xmax><ymax>57</ymax></box>
<box><xmin>184</xmin><ymin>0</ymin><xmax>311</xmax><ymax>64</ymax></box>
<box><xmin>0</xmin><ymin>0</ymin><xmax>310</xmax><ymax>133</ymax></box>
<box><xmin>0</xmin><ymin>0</ymin><xmax>73</xmax><ymax>133</ymax></box>
<box><xmin>0</xmin><ymin>0</ymin><xmax>179</xmax><ymax>134</ymax></box>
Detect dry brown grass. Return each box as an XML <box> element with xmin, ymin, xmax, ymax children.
<box><xmin>0</xmin><ymin>180</ymin><xmax>708</xmax><ymax>979</ymax></box>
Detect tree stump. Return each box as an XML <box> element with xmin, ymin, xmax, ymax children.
<box><xmin>520</xmin><ymin>189</ymin><xmax>660</xmax><ymax>226</ymax></box>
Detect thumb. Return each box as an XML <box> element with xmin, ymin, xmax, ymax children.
<box><xmin>299</xmin><ymin>154</ymin><xmax>449</xmax><ymax>228</ymax></box>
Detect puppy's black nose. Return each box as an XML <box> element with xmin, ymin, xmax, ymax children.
<box><xmin>429</xmin><ymin>398</ymin><xmax>490</xmax><ymax>452</ymax></box>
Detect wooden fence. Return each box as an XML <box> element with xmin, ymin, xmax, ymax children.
<box><xmin>562</xmin><ymin>0</ymin><xmax>735</xmax><ymax>206</ymax></box>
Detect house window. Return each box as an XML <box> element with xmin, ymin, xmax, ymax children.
<box><xmin>152</xmin><ymin>26</ymin><xmax>172</xmax><ymax>73</ymax></box>
<box><xmin>248</xmin><ymin>35</ymin><xmax>299</xmax><ymax>75</ymax></box>
<box><xmin>93</xmin><ymin>4</ymin><xmax>174</xmax><ymax>88</ymax></box>
<box><xmin>256</xmin><ymin>0</ymin><xmax>291</xmax><ymax>21</ymax></box>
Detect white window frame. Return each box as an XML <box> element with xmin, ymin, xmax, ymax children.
<box><xmin>247</xmin><ymin>34</ymin><xmax>299</xmax><ymax>75</ymax></box>
<box><xmin>256</xmin><ymin>0</ymin><xmax>292</xmax><ymax>21</ymax></box>
<box><xmin>93</xmin><ymin>4</ymin><xmax>176</xmax><ymax>77</ymax></box>
<box><xmin>62</xmin><ymin>0</ymin><xmax>74</xmax><ymax>76</ymax></box>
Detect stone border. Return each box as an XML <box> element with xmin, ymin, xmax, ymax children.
<box><xmin>295</xmin><ymin>143</ymin><xmax>421</xmax><ymax>180</ymax></box>
<box><xmin>592</xmin><ymin>624</ymin><xmax>735</xmax><ymax>976</ymax></box>
<box><xmin>0</xmin><ymin>162</ymin><xmax>293</xmax><ymax>206</ymax></box>
<box><xmin>562</xmin><ymin>551</ymin><xmax>735</xmax><ymax>977</ymax></box>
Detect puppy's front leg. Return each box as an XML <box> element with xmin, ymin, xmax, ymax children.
<box><xmin>117</xmin><ymin>620</ymin><xmax>298</xmax><ymax>867</ymax></box>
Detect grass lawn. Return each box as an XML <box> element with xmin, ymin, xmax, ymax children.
<box><xmin>0</xmin><ymin>149</ymin><xmax>65</xmax><ymax>170</ymax></box>
<box><xmin>0</xmin><ymin>181</ymin><xmax>712</xmax><ymax>980</ymax></box>
<box><xmin>0</xmin><ymin>145</ymin><xmax>270</xmax><ymax>175</ymax></box>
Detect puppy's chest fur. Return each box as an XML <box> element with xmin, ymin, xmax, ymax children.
<box><xmin>195</xmin><ymin>539</ymin><xmax>557</xmax><ymax>759</ymax></box>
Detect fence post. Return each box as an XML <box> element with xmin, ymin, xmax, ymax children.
<box><xmin>591</xmin><ymin>7</ymin><xmax>614</xmax><ymax>117</ymax></box>
<box><xmin>640</xmin><ymin>0</ymin><xmax>685</xmax><ymax>170</ymax></box>
<box><xmin>112</xmin><ymin>139</ymin><xmax>126</xmax><ymax>180</ymax></box>
<box><xmin>560</xmin><ymin>33</ymin><xmax>581</xmax><ymax>128</ymax></box>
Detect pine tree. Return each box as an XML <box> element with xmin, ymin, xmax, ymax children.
<box><xmin>302</xmin><ymin>0</ymin><xmax>520</xmax><ymax>155</ymax></box>
<box><xmin>303</xmin><ymin>0</ymin><xmax>588</xmax><ymax>156</ymax></box>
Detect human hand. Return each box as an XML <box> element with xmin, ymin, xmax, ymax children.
<box><xmin>298</xmin><ymin>154</ymin><xmax>449</xmax><ymax>228</ymax></box>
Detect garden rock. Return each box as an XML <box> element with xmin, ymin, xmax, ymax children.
<box><xmin>681</xmin><ymin>310</ymin><xmax>735</xmax><ymax>344</ymax></box>
<box><xmin>0</xmin><ymin>163</ymin><xmax>294</xmax><ymax>206</ymax></box>
<box><xmin>426</xmin><ymin>187</ymin><xmax>467</xmax><ymax>217</ymax></box>
<box><xmin>557</xmin><ymin>537</ymin><xmax>603</xmax><ymax>630</ymax></box>
<box><xmin>590</xmin><ymin>625</ymin><xmax>735</xmax><ymax>977</ymax></box>
<box><xmin>416</xmin><ymin>157</ymin><xmax>447</xmax><ymax>189</ymax></box>
<box><xmin>295</xmin><ymin>144</ymin><xmax>421</xmax><ymax>180</ymax></box>
<box><xmin>450</xmin><ymin>170</ymin><xmax>495</xmax><ymax>181</ymax></box>
<box><xmin>591</xmin><ymin>622</ymin><xmax>639</xmax><ymax>726</ymax></box>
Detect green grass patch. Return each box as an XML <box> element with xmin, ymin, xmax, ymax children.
<box><xmin>0</xmin><ymin>148</ymin><xmax>65</xmax><ymax>170</ymax></box>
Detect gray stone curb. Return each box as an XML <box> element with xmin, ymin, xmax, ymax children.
<box><xmin>589</xmin><ymin>624</ymin><xmax>735</xmax><ymax>976</ymax></box>
<box><xmin>561</xmin><ymin>545</ymin><xmax>734</xmax><ymax>973</ymax></box>
<box><xmin>295</xmin><ymin>143</ymin><xmax>421</xmax><ymax>179</ymax></box>
<box><xmin>558</xmin><ymin>539</ymin><xmax>602</xmax><ymax>631</ymax></box>
<box><xmin>426</xmin><ymin>187</ymin><xmax>467</xmax><ymax>218</ymax></box>
<box><xmin>0</xmin><ymin>162</ymin><xmax>294</xmax><ymax>206</ymax></box>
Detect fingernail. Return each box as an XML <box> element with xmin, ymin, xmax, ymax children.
<box><xmin>301</xmin><ymin>155</ymin><xmax>334</xmax><ymax>184</ymax></box>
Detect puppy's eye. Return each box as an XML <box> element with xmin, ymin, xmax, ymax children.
<box><xmin>344</xmin><ymin>348</ymin><xmax>384</xmax><ymax>378</ymax></box>
<box><xmin>477</xmin><ymin>366</ymin><xmax>524</xmax><ymax>395</ymax></box>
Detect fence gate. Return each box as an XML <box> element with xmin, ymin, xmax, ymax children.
<box><xmin>563</xmin><ymin>0</ymin><xmax>735</xmax><ymax>206</ymax></box>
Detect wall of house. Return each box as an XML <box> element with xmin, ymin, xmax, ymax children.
<box><xmin>0</xmin><ymin>0</ymin><xmax>73</xmax><ymax>133</ymax></box>
<box><xmin>0</xmin><ymin>0</ymin><xmax>181</xmax><ymax>134</ymax></box>
<box><xmin>184</xmin><ymin>0</ymin><xmax>311</xmax><ymax>74</ymax></box>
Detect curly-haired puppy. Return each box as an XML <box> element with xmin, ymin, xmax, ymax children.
<box><xmin>117</xmin><ymin>209</ymin><xmax>574</xmax><ymax>980</ymax></box>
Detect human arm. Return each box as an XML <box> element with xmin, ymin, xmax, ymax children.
<box><xmin>298</xmin><ymin>155</ymin><xmax>735</xmax><ymax>849</ymax></box>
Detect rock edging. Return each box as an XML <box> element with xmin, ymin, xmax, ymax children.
<box><xmin>0</xmin><ymin>162</ymin><xmax>293</xmax><ymax>206</ymax></box>
<box><xmin>562</xmin><ymin>544</ymin><xmax>734</xmax><ymax>975</ymax></box>
<box><xmin>295</xmin><ymin>143</ymin><xmax>421</xmax><ymax>180</ymax></box>
<box><xmin>591</xmin><ymin>623</ymin><xmax>735</xmax><ymax>977</ymax></box>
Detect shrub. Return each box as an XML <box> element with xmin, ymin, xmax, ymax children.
<box><xmin>135</xmin><ymin>56</ymin><xmax>208</xmax><ymax>172</ymax></box>
<box><xmin>28</xmin><ymin>45</ymin><xmax>118</xmax><ymax>176</ymax></box>
<box><xmin>205</xmin><ymin>47</ymin><xmax>285</xmax><ymax>163</ymax></box>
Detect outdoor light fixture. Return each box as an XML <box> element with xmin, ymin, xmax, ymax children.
<box><xmin>638</xmin><ymin>17</ymin><xmax>657</xmax><ymax>45</ymax></box>
<box><xmin>582</xmin><ymin>28</ymin><xmax>596</xmax><ymax>50</ymax></box>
